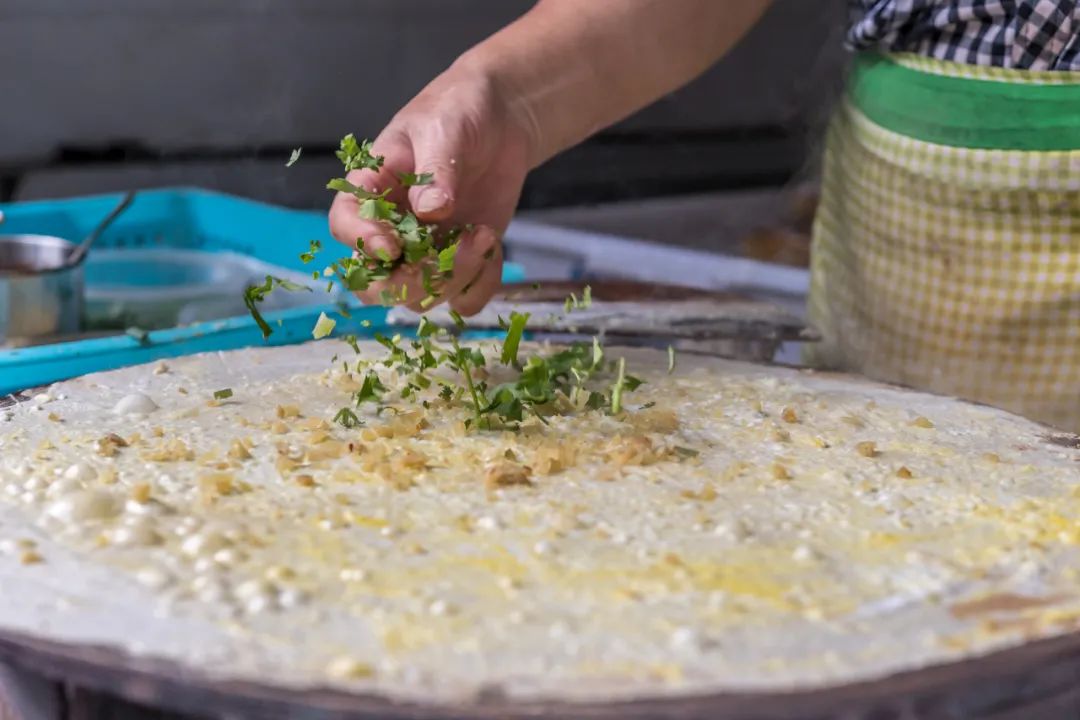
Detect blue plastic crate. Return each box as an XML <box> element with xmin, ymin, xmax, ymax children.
<box><xmin>0</xmin><ymin>188</ymin><xmax>525</xmax><ymax>393</ymax></box>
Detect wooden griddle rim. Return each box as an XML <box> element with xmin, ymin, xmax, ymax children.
<box><xmin>1</xmin><ymin>622</ymin><xmax>1080</xmax><ymax>719</ymax></box>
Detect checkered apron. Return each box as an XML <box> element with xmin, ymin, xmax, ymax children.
<box><xmin>805</xmin><ymin>52</ymin><xmax>1080</xmax><ymax>430</ymax></box>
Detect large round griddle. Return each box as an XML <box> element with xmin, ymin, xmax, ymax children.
<box><xmin>2</xmin><ymin>624</ymin><xmax>1080</xmax><ymax>719</ymax></box>
<box><xmin>3</xmin><ymin>282</ymin><xmax>1080</xmax><ymax>718</ymax></box>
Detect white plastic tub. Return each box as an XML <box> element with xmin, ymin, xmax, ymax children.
<box><xmin>503</xmin><ymin>219</ymin><xmax>811</xmax><ymax>364</ymax></box>
<box><xmin>83</xmin><ymin>248</ymin><xmax>340</xmax><ymax>330</ymax></box>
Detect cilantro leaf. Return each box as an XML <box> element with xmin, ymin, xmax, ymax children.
<box><xmin>286</xmin><ymin>148</ymin><xmax>302</xmax><ymax>167</ymax></box>
<box><xmin>243</xmin><ymin>275</ymin><xmax>311</xmax><ymax>339</ymax></box>
<box><xmin>300</xmin><ymin>240</ymin><xmax>321</xmax><ymax>264</ymax></box>
<box><xmin>336</xmin><ymin>134</ymin><xmax>383</xmax><ymax>173</ymax></box>
<box><xmin>397</xmin><ymin>171</ymin><xmax>434</xmax><ymax>187</ymax></box>
<box><xmin>354</xmin><ymin>371</ymin><xmax>387</xmax><ymax>405</ymax></box>
<box><xmin>501</xmin><ymin>311</ymin><xmax>530</xmax><ymax>366</ymax></box>
<box><xmin>312</xmin><ymin>312</ymin><xmax>337</xmax><ymax>339</ymax></box>
<box><xmin>358</xmin><ymin>197</ymin><xmax>398</xmax><ymax>222</ymax></box>
<box><xmin>437</xmin><ymin>244</ymin><xmax>458</xmax><ymax>273</ymax></box>
<box><xmin>334</xmin><ymin>407</ymin><xmax>362</xmax><ymax>428</ymax></box>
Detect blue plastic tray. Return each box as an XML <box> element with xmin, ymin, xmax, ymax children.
<box><xmin>0</xmin><ymin>188</ymin><xmax>524</xmax><ymax>394</ymax></box>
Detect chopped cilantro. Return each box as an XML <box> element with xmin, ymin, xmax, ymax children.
<box><xmin>286</xmin><ymin>148</ymin><xmax>302</xmax><ymax>167</ymax></box>
<box><xmin>312</xmin><ymin>312</ymin><xmax>337</xmax><ymax>339</ymax></box>
<box><xmin>300</xmin><ymin>240</ymin><xmax>321</xmax><ymax>264</ymax></box>
<box><xmin>125</xmin><ymin>327</ymin><xmax>150</xmax><ymax>345</ymax></box>
<box><xmin>243</xmin><ymin>275</ymin><xmax>312</xmax><ymax>339</ymax></box>
<box><xmin>334</xmin><ymin>407</ymin><xmax>362</xmax><ymax>428</ymax></box>
<box><xmin>213</xmin><ymin>388</ymin><xmax>233</xmax><ymax>400</ymax></box>
<box><xmin>437</xmin><ymin>244</ymin><xmax>458</xmax><ymax>273</ymax></box>
<box><xmin>245</xmin><ymin>134</ymin><xmax>648</xmax><ymax>430</ymax></box>
<box><xmin>336</xmin><ymin>134</ymin><xmax>382</xmax><ymax>173</ymax></box>
<box><xmin>610</xmin><ymin>357</ymin><xmax>627</xmax><ymax>414</ymax></box>
<box><xmin>397</xmin><ymin>171</ymin><xmax>434</xmax><ymax>187</ymax></box>
<box><xmin>501</xmin><ymin>311</ymin><xmax>530</xmax><ymax>366</ymax></box>
<box><xmin>354</xmin><ymin>371</ymin><xmax>387</xmax><ymax>405</ymax></box>
<box><xmin>417</xmin><ymin>316</ymin><xmax>437</xmax><ymax>338</ymax></box>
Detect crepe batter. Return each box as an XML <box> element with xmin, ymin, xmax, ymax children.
<box><xmin>2</xmin><ymin>341</ymin><xmax>1080</xmax><ymax>703</ymax></box>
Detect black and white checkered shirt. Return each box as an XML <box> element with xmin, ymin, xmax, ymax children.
<box><xmin>849</xmin><ymin>1</ymin><xmax>1080</xmax><ymax>70</ymax></box>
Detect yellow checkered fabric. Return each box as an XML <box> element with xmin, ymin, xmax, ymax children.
<box><xmin>806</xmin><ymin>60</ymin><xmax>1080</xmax><ymax>431</ymax></box>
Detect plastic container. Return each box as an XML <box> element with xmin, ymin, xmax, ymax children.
<box><xmin>0</xmin><ymin>188</ymin><xmax>524</xmax><ymax>394</ymax></box>
<box><xmin>501</xmin><ymin>218</ymin><xmax>811</xmax><ymax>364</ymax></box>
<box><xmin>83</xmin><ymin>248</ymin><xmax>340</xmax><ymax>330</ymax></box>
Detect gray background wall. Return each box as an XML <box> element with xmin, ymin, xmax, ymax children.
<box><xmin>0</xmin><ymin>0</ymin><xmax>846</xmax><ymax>212</ymax></box>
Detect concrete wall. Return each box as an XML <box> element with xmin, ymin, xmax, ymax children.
<box><xmin>0</xmin><ymin>0</ymin><xmax>846</xmax><ymax>207</ymax></box>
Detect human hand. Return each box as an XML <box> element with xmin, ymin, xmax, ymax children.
<box><xmin>328</xmin><ymin>62</ymin><xmax>534</xmax><ymax>316</ymax></box>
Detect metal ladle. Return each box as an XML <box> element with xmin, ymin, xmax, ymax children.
<box><xmin>0</xmin><ymin>191</ymin><xmax>136</xmax><ymax>345</ymax></box>
<box><xmin>66</xmin><ymin>191</ymin><xmax>136</xmax><ymax>267</ymax></box>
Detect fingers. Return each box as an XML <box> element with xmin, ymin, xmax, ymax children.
<box><xmin>352</xmin><ymin>225</ymin><xmax>501</xmax><ymax>314</ymax></box>
<box><xmin>422</xmin><ymin>225</ymin><xmax>497</xmax><ymax>309</ymax></box>
<box><xmin>450</xmin><ymin>228</ymin><xmax>503</xmax><ymax>317</ymax></box>
<box><xmin>330</xmin><ymin>183</ymin><xmax>403</xmax><ymax>263</ymax></box>
<box><xmin>328</xmin><ymin>135</ymin><xmax>414</xmax><ymax>260</ymax></box>
<box><xmin>406</xmin><ymin>126</ymin><xmax>460</xmax><ymax>223</ymax></box>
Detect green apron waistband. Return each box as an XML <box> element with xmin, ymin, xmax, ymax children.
<box><xmin>848</xmin><ymin>54</ymin><xmax>1080</xmax><ymax>151</ymax></box>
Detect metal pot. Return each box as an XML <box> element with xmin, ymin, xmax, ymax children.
<box><xmin>0</xmin><ymin>235</ymin><xmax>83</xmax><ymax>345</ymax></box>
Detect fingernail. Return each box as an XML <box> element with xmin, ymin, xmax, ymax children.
<box><xmin>415</xmin><ymin>187</ymin><xmax>448</xmax><ymax>214</ymax></box>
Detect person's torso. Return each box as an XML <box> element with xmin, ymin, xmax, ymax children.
<box><xmin>848</xmin><ymin>0</ymin><xmax>1080</xmax><ymax>70</ymax></box>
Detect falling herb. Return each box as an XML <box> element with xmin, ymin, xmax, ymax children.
<box><xmin>286</xmin><ymin>148</ymin><xmax>302</xmax><ymax>167</ymax></box>
<box><xmin>125</xmin><ymin>327</ymin><xmax>150</xmax><ymax>346</ymax></box>
<box><xmin>300</xmin><ymin>240</ymin><xmax>321</xmax><ymax>264</ymax></box>
<box><xmin>243</xmin><ymin>275</ymin><xmax>312</xmax><ymax>338</ymax></box>
<box><xmin>354</xmin><ymin>370</ymin><xmax>387</xmax><ymax>406</ymax></box>
<box><xmin>241</xmin><ymin>134</ymin><xmax>647</xmax><ymax>431</ymax></box>
<box><xmin>342</xmin><ymin>334</ymin><xmax>361</xmax><ymax>354</ymax></box>
<box><xmin>668</xmin><ymin>345</ymin><xmax>676</xmax><ymax>374</ymax></box>
<box><xmin>611</xmin><ymin>358</ymin><xmax>627</xmax><ymax>414</ymax></box>
<box><xmin>312</xmin><ymin>312</ymin><xmax>337</xmax><ymax>340</ymax></box>
<box><xmin>213</xmin><ymin>388</ymin><xmax>234</xmax><ymax>401</ymax></box>
<box><xmin>417</xmin><ymin>316</ymin><xmax>437</xmax><ymax>338</ymax></box>
<box><xmin>501</xmin><ymin>311</ymin><xmax>530</xmax><ymax>366</ymax></box>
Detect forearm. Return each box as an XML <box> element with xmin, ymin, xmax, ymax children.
<box><xmin>455</xmin><ymin>0</ymin><xmax>773</xmax><ymax>167</ymax></box>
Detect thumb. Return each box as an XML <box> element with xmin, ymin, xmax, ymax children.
<box><xmin>407</xmin><ymin>133</ymin><xmax>460</xmax><ymax>223</ymax></box>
